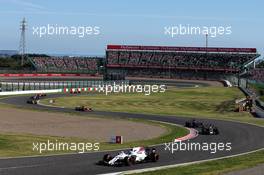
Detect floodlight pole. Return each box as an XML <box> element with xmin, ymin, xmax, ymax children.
<box><xmin>19</xmin><ymin>17</ymin><xmax>26</xmax><ymax>66</ymax></box>
<box><xmin>205</xmin><ymin>34</ymin><xmax>208</xmax><ymax>50</ymax></box>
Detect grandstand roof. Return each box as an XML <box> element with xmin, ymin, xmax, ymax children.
<box><xmin>107</xmin><ymin>45</ymin><xmax>257</xmax><ymax>53</ymax></box>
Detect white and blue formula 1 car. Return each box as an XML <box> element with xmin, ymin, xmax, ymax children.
<box><xmin>99</xmin><ymin>147</ymin><xmax>159</xmax><ymax>166</ymax></box>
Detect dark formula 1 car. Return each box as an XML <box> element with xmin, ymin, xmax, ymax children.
<box><xmin>185</xmin><ymin>119</ymin><xmax>219</xmax><ymax>135</ymax></box>
<box><xmin>185</xmin><ymin>119</ymin><xmax>203</xmax><ymax>128</ymax></box>
<box><xmin>27</xmin><ymin>99</ymin><xmax>39</xmax><ymax>104</ymax></box>
<box><xmin>27</xmin><ymin>95</ymin><xmax>41</xmax><ymax>104</ymax></box>
<box><xmin>29</xmin><ymin>95</ymin><xmax>39</xmax><ymax>100</ymax></box>
<box><xmin>75</xmin><ymin>106</ymin><xmax>93</xmax><ymax>112</ymax></box>
<box><xmin>99</xmin><ymin>147</ymin><xmax>159</xmax><ymax>166</ymax></box>
<box><xmin>200</xmin><ymin>124</ymin><xmax>219</xmax><ymax>135</ymax></box>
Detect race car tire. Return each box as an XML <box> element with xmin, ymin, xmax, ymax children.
<box><xmin>124</xmin><ymin>156</ymin><xmax>132</xmax><ymax>166</ymax></box>
<box><xmin>129</xmin><ymin>156</ymin><xmax>136</xmax><ymax>165</ymax></box>
<box><xmin>214</xmin><ymin>128</ymin><xmax>219</xmax><ymax>135</ymax></box>
<box><xmin>150</xmin><ymin>153</ymin><xmax>159</xmax><ymax>162</ymax></box>
<box><xmin>103</xmin><ymin>154</ymin><xmax>112</xmax><ymax>162</ymax></box>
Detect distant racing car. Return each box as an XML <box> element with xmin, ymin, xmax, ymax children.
<box><xmin>75</xmin><ymin>106</ymin><xmax>93</xmax><ymax>112</ymax></box>
<box><xmin>185</xmin><ymin>119</ymin><xmax>203</xmax><ymax>128</ymax></box>
<box><xmin>185</xmin><ymin>119</ymin><xmax>219</xmax><ymax>135</ymax></box>
<box><xmin>27</xmin><ymin>95</ymin><xmax>41</xmax><ymax>104</ymax></box>
<box><xmin>99</xmin><ymin>147</ymin><xmax>159</xmax><ymax>166</ymax></box>
<box><xmin>200</xmin><ymin>124</ymin><xmax>219</xmax><ymax>135</ymax></box>
<box><xmin>27</xmin><ymin>99</ymin><xmax>39</xmax><ymax>104</ymax></box>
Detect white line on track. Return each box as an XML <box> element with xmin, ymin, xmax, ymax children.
<box><xmin>0</xmin><ymin>164</ymin><xmax>47</xmax><ymax>171</ymax></box>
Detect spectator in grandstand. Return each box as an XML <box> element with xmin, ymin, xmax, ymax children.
<box><xmin>106</xmin><ymin>49</ymin><xmax>258</xmax><ymax>80</ymax></box>
<box><xmin>31</xmin><ymin>57</ymin><xmax>99</xmax><ymax>73</ymax></box>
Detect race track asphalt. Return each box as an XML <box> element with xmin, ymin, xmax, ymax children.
<box><xmin>0</xmin><ymin>82</ymin><xmax>263</xmax><ymax>175</ymax></box>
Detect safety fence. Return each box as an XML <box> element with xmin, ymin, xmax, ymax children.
<box><xmin>0</xmin><ymin>80</ymin><xmax>129</xmax><ymax>92</ymax></box>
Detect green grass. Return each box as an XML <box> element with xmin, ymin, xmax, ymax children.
<box><xmin>0</xmin><ymin>119</ymin><xmax>187</xmax><ymax>157</ymax></box>
<box><xmin>1</xmin><ymin>87</ymin><xmax>264</xmax><ymax>174</ymax></box>
<box><xmin>137</xmin><ymin>150</ymin><xmax>264</xmax><ymax>175</ymax></box>
<box><xmin>39</xmin><ymin>86</ymin><xmax>264</xmax><ymax>175</ymax></box>
<box><xmin>42</xmin><ymin>87</ymin><xmax>241</xmax><ymax>118</ymax></box>
<box><xmin>41</xmin><ymin>87</ymin><xmax>264</xmax><ymax>126</ymax></box>
<box><xmin>0</xmin><ymin>133</ymin><xmax>89</xmax><ymax>157</ymax></box>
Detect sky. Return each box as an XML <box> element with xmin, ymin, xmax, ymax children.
<box><xmin>0</xmin><ymin>0</ymin><xmax>263</xmax><ymax>57</ymax></box>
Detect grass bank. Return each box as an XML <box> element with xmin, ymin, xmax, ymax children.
<box><xmin>41</xmin><ymin>87</ymin><xmax>264</xmax><ymax>126</ymax></box>
<box><xmin>0</xmin><ymin>119</ymin><xmax>187</xmax><ymax>157</ymax></box>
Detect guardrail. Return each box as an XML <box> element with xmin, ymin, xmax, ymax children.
<box><xmin>0</xmin><ymin>80</ymin><xmax>129</xmax><ymax>92</ymax></box>
<box><xmin>0</xmin><ymin>89</ymin><xmax>63</xmax><ymax>96</ymax></box>
<box><xmin>255</xmin><ymin>98</ymin><xmax>264</xmax><ymax>111</ymax></box>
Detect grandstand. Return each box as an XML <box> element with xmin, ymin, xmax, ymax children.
<box><xmin>0</xmin><ymin>45</ymin><xmax>261</xmax><ymax>81</ymax></box>
<box><xmin>30</xmin><ymin>57</ymin><xmax>101</xmax><ymax>74</ymax></box>
<box><xmin>106</xmin><ymin>45</ymin><xmax>260</xmax><ymax>80</ymax></box>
